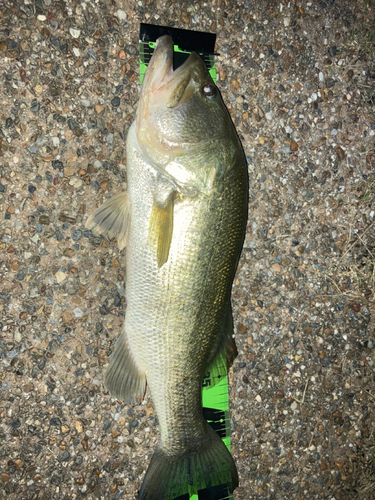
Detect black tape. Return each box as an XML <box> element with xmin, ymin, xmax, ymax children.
<box><xmin>203</xmin><ymin>407</ymin><xmax>230</xmax><ymax>439</ymax></box>
<box><xmin>198</xmin><ymin>483</ymin><xmax>232</xmax><ymax>500</ymax></box>
<box><xmin>140</xmin><ymin>23</ymin><xmax>216</xmax><ymax>54</ymax></box>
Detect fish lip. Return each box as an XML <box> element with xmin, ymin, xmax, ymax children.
<box><xmin>148</xmin><ymin>35</ymin><xmax>174</xmax><ymax>90</ymax></box>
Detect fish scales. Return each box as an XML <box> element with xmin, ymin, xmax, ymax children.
<box><xmin>126</xmin><ymin>124</ymin><xmax>247</xmax><ymax>451</ymax></box>
<box><xmin>86</xmin><ymin>35</ymin><xmax>248</xmax><ymax>500</ymax></box>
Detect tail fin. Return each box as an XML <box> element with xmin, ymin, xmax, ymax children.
<box><xmin>138</xmin><ymin>426</ymin><xmax>238</xmax><ymax>500</ymax></box>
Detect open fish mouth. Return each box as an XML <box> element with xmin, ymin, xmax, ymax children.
<box><xmin>140</xmin><ymin>35</ymin><xmax>207</xmax><ymax>109</ymax></box>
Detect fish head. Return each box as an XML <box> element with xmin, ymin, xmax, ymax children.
<box><xmin>136</xmin><ymin>35</ymin><xmax>235</xmax><ymax>171</ymax></box>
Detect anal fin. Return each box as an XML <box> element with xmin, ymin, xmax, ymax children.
<box><xmin>204</xmin><ymin>301</ymin><xmax>238</xmax><ymax>386</ymax></box>
<box><xmin>105</xmin><ymin>333</ymin><xmax>146</xmax><ymax>404</ymax></box>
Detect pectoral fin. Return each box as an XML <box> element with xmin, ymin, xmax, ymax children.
<box><xmin>149</xmin><ymin>195</ymin><xmax>174</xmax><ymax>268</ymax></box>
<box><xmin>85</xmin><ymin>192</ymin><xmax>130</xmax><ymax>250</ymax></box>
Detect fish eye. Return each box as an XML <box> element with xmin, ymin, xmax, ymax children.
<box><xmin>202</xmin><ymin>83</ymin><xmax>217</xmax><ymax>98</ymax></box>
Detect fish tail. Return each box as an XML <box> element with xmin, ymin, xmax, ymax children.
<box><xmin>138</xmin><ymin>425</ymin><xmax>238</xmax><ymax>500</ymax></box>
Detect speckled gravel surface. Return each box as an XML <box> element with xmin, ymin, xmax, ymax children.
<box><xmin>1</xmin><ymin>1</ymin><xmax>375</xmax><ymax>499</ymax></box>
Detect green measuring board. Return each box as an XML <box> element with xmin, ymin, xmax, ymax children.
<box><xmin>139</xmin><ymin>25</ymin><xmax>233</xmax><ymax>500</ymax></box>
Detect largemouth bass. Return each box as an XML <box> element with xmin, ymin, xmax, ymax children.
<box><xmin>86</xmin><ymin>35</ymin><xmax>248</xmax><ymax>500</ymax></box>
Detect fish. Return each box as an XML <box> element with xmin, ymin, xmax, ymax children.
<box><xmin>86</xmin><ymin>35</ymin><xmax>248</xmax><ymax>500</ymax></box>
